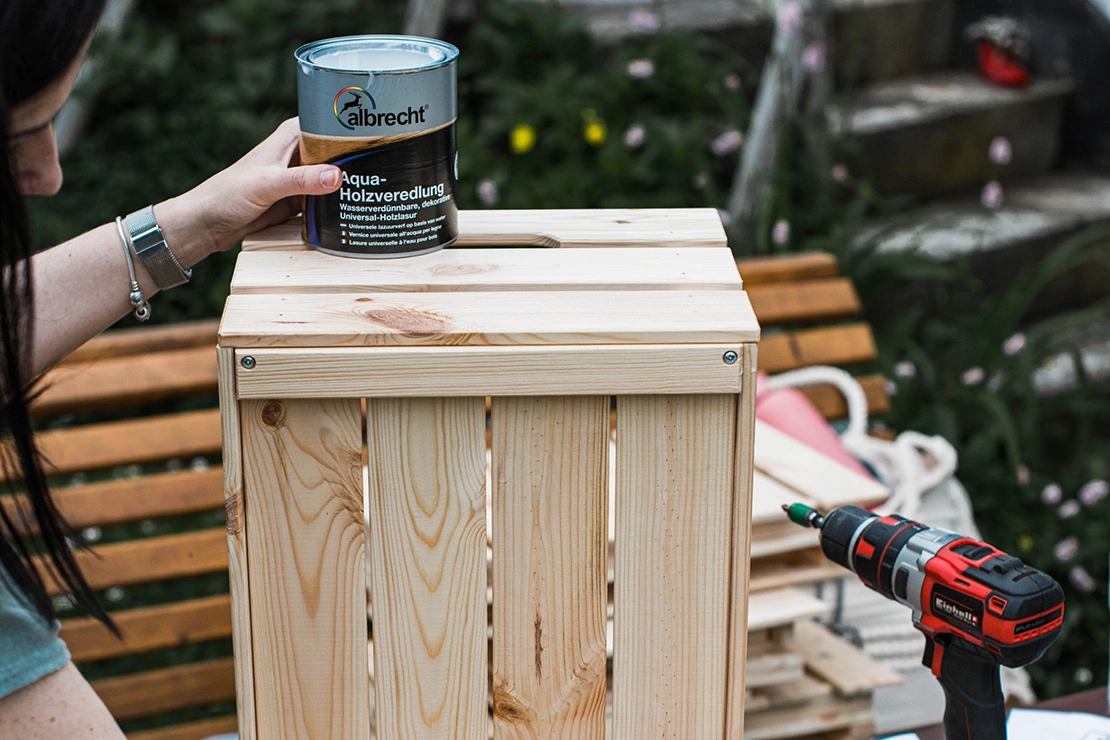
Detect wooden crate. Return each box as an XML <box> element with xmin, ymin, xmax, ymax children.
<box><xmin>218</xmin><ymin>209</ymin><xmax>760</xmax><ymax>739</ymax></box>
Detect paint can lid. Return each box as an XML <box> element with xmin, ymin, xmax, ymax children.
<box><xmin>295</xmin><ymin>35</ymin><xmax>459</xmax><ymax>75</ymax></box>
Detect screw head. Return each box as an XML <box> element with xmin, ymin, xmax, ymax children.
<box><xmin>723</xmin><ymin>351</ymin><xmax>739</xmax><ymax>365</ymax></box>
<box><xmin>241</xmin><ymin>356</ymin><xmax>256</xmax><ymax>370</ymax></box>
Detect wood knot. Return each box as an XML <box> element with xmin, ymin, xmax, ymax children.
<box><xmin>361</xmin><ymin>306</ymin><xmax>453</xmax><ymax>337</ymax></box>
<box><xmin>492</xmin><ymin>684</ymin><xmax>534</xmax><ymax>725</ymax></box>
<box><xmin>355</xmin><ymin>297</ymin><xmax>374</xmax><ymax>302</ymax></box>
<box><xmin>225</xmin><ymin>491</ymin><xmax>242</xmax><ymax>535</ymax></box>
<box><xmin>261</xmin><ymin>401</ymin><xmax>286</xmax><ymax>428</ymax></box>
<box><xmin>429</xmin><ymin>263</ymin><xmax>495</xmax><ymax>276</ymax></box>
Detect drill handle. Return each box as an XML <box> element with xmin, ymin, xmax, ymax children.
<box><xmin>923</xmin><ymin>635</ymin><xmax>1007</xmax><ymax>740</ymax></box>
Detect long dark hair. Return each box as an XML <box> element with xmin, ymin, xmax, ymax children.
<box><xmin>0</xmin><ymin>0</ymin><xmax>112</xmax><ymax>628</ymax></box>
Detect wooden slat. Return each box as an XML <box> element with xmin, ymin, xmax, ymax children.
<box><xmin>747</xmin><ymin>588</ymin><xmax>829</xmax><ymax>631</ymax></box>
<box><xmin>746</xmin><ymin>279</ymin><xmax>861</xmax><ymax>325</ymax></box>
<box><xmin>791</xmin><ymin>621</ymin><xmax>903</xmax><ymax>696</ymax></box>
<box><xmin>11</xmin><ymin>408</ymin><xmax>223</xmax><ymax>483</ymax></box>
<box><xmin>491</xmin><ymin>397</ymin><xmax>608</xmax><ymax>738</ymax></box>
<box><xmin>219</xmin><ymin>290</ymin><xmax>760</xmax><ymax>348</ymax></box>
<box><xmin>745</xmin><ymin>652</ymin><xmax>807</xmax><ymax>690</ymax></box>
<box><xmin>243</xmin><ymin>398</ymin><xmax>369</xmax><ymax>740</ymax></box>
<box><xmin>36</xmin><ymin>528</ymin><xmax>227</xmax><ymax>597</ymax></box>
<box><xmin>748</xmin><ymin>675</ymin><xmax>834</xmax><ymax>713</ymax></box>
<box><xmin>743</xmin><ymin>693</ymin><xmax>872</xmax><ymax>740</ymax></box>
<box><xmin>755</xmin><ymin>421</ymin><xmax>889</xmax><ymax>510</ymax></box>
<box><xmin>613</xmin><ymin>395</ymin><xmax>734</xmax><ymax>740</ymax></box>
<box><xmin>1</xmin><ymin>467</ymin><xmax>224</xmax><ymax>535</ymax></box>
<box><xmin>231</xmin><ymin>247</ymin><xmax>742</xmax><ymax>294</ymax></box>
<box><xmin>752</xmin><ymin>470</ymin><xmax>816</xmax><ymax>526</ymax></box>
<box><xmin>749</xmin><ymin>549</ymin><xmax>845</xmax><ymax>592</ymax></box>
<box><xmin>759</xmin><ymin>324</ymin><xmax>878</xmax><ymax>373</ymax></box>
<box><xmin>366</xmin><ymin>398</ymin><xmax>487</xmax><ymax>740</ymax></box>
<box><xmin>59</xmin><ymin>319</ymin><xmax>219</xmax><ymax>366</ymax></box>
<box><xmin>727</xmin><ymin>345</ymin><xmax>758</xmax><ymax>740</ymax></box>
<box><xmin>735</xmin><ymin>253</ymin><xmax>839</xmax><ymax>287</ymax></box>
<box><xmin>35</xmin><ymin>346</ymin><xmax>217</xmax><ymax>416</ymax></box>
<box><xmin>235</xmin><ymin>345</ymin><xmax>743</xmax><ymax>399</ymax></box>
<box><xmin>218</xmin><ymin>346</ymin><xmax>256</xmax><ymax>740</ymax></box>
<box><xmin>92</xmin><ymin>657</ymin><xmax>236</xmax><ymax>721</ymax></box>
<box><xmin>800</xmin><ymin>374</ymin><xmax>891</xmax><ymax>419</ymax></box>
<box><xmin>62</xmin><ymin>594</ymin><xmax>232</xmax><ymax>662</ymax></box>
<box><xmin>128</xmin><ymin>716</ymin><xmax>238</xmax><ymax>740</ymax></box>
<box><xmin>242</xmin><ymin>209</ymin><xmax>728</xmax><ymax>251</ymax></box>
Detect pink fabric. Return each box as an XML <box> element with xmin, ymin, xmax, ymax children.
<box><xmin>755</xmin><ymin>372</ymin><xmax>873</xmax><ymax>478</ymax></box>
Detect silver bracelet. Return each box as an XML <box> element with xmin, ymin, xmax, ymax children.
<box><xmin>124</xmin><ymin>205</ymin><xmax>192</xmax><ymax>290</ymax></box>
<box><xmin>115</xmin><ymin>216</ymin><xmax>151</xmax><ymax>322</ymax></box>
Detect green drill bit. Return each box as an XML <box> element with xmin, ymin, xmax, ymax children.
<box><xmin>782</xmin><ymin>503</ymin><xmax>826</xmax><ymax>529</ymax></box>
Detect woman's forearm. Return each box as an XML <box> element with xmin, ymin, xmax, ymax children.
<box><xmin>28</xmin><ymin>197</ymin><xmax>213</xmax><ymax>376</ymax></box>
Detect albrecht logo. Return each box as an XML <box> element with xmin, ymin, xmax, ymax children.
<box><xmin>334</xmin><ymin>87</ymin><xmax>375</xmax><ymax>131</ymax></box>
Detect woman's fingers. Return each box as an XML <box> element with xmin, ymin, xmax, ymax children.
<box><xmin>257</xmin><ymin>163</ymin><xmax>340</xmax><ymax>203</ymax></box>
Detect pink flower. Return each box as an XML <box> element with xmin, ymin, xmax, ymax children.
<box><xmin>989</xmin><ymin>136</ymin><xmax>1013</xmax><ymax>166</ymax></box>
<box><xmin>801</xmin><ymin>42</ymin><xmax>826</xmax><ymax>73</ymax></box>
<box><xmin>1078</xmin><ymin>479</ymin><xmax>1109</xmax><ymax>506</ymax></box>
<box><xmin>778</xmin><ymin>2</ymin><xmax>802</xmax><ymax>34</ymax></box>
<box><xmin>772</xmin><ymin>219</ymin><xmax>791</xmax><ymax>245</ymax></box>
<box><xmin>961</xmin><ymin>366</ymin><xmax>985</xmax><ymax>386</ymax></box>
<box><xmin>1041</xmin><ymin>483</ymin><xmax>1063</xmax><ymax>505</ymax></box>
<box><xmin>1069</xmin><ymin>566</ymin><xmax>1096</xmax><ymax>593</ymax></box>
<box><xmin>894</xmin><ymin>361</ymin><xmax>916</xmax><ymax>378</ymax></box>
<box><xmin>883</xmin><ymin>379</ymin><xmax>897</xmax><ymax>396</ymax></box>
<box><xmin>831</xmin><ymin>163</ymin><xmax>849</xmax><ymax>183</ymax></box>
<box><xmin>1016</xmin><ymin>464</ymin><xmax>1029</xmax><ymax>486</ymax></box>
<box><xmin>1054</xmin><ymin>537</ymin><xmax>1078</xmax><ymax>561</ymax></box>
<box><xmin>623</xmin><ymin>124</ymin><xmax>646</xmax><ymax>148</ymax></box>
<box><xmin>1058</xmin><ymin>499</ymin><xmax>1081</xmax><ymax>519</ymax></box>
<box><xmin>710</xmin><ymin>129</ymin><xmax>744</xmax><ymax>156</ymax></box>
<box><xmin>717</xmin><ymin>209</ymin><xmax>732</xmax><ymax>227</ymax></box>
<box><xmin>691</xmin><ymin>172</ymin><xmax>708</xmax><ymax>189</ymax></box>
<box><xmin>1003</xmin><ymin>333</ymin><xmax>1026</xmax><ymax>355</ymax></box>
<box><xmin>626</xmin><ymin>59</ymin><xmax>655</xmax><ymax>79</ymax></box>
<box><xmin>477</xmin><ymin>180</ymin><xmax>498</xmax><ymax>206</ymax></box>
<box><xmin>981</xmin><ymin>180</ymin><xmax>1004</xmax><ymax>209</ymax></box>
<box><xmin>628</xmin><ymin>9</ymin><xmax>661</xmax><ymax>33</ymax></box>
<box><xmin>724</xmin><ymin>74</ymin><xmax>742</xmax><ymax>91</ymax></box>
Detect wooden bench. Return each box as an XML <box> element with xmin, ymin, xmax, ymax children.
<box><xmin>3</xmin><ymin>210</ymin><xmax>890</xmax><ymax>739</ymax></box>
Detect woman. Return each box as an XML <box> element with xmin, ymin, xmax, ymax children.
<box><xmin>0</xmin><ymin>2</ymin><xmax>340</xmax><ymax>736</ymax></box>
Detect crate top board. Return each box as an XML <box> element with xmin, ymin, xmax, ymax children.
<box><xmin>220</xmin><ymin>210</ymin><xmax>759</xmax><ymax>398</ymax></box>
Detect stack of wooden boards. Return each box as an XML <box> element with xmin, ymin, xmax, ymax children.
<box><xmin>8</xmin><ymin>209</ymin><xmax>900</xmax><ymax>739</ymax></box>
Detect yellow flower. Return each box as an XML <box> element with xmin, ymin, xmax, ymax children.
<box><xmin>1018</xmin><ymin>534</ymin><xmax>1034</xmax><ymax>554</ymax></box>
<box><xmin>584</xmin><ymin>120</ymin><xmax>607</xmax><ymax>146</ymax></box>
<box><xmin>510</xmin><ymin>124</ymin><xmax>536</xmax><ymax>154</ymax></box>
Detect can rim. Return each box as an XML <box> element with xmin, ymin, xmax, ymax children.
<box><xmin>295</xmin><ymin>35</ymin><xmax>460</xmax><ymax>74</ymax></box>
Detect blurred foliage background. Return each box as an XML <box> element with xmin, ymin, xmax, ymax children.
<box><xmin>28</xmin><ymin>0</ymin><xmax>1108</xmax><ymax>701</ymax></box>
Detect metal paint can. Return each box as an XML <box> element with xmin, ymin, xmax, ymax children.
<box><xmin>295</xmin><ymin>35</ymin><xmax>459</xmax><ymax>258</ymax></box>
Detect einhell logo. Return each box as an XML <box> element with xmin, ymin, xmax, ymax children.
<box><xmin>933</xmin><ymin>593</ymin><xmax>979</xmax><ymax>628</ymax></box>
<box><xmin>333</xmin><ymin>87</ymin><xmax>427</xmax><ymax>131</ymax></box>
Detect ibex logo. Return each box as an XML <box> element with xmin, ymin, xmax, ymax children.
<box><xmin>334</xmin><ymin>87</ymin><xmax>375</xmax><ymax>131</ymax></box>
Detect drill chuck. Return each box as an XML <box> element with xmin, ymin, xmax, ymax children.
<box><xmin>817</xmin><ymin>505</ymin><xmax>874</xmax><ymax>572</ymax></box>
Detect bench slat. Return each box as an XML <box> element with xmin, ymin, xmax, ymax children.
<box><xmin>11</xmin><ymin>409</ymin><xmax>223</xmax><ymax>483</ymax></box>
<box><xmin>746</xmin><ymin>279</ymin><xmax>862</xmax><ymax>325</ymax></box>
<box><xmin>127</xmin><ymin>716</ymin><xmax>238</xmax><ymax>740</ymax></box>
<box><xmin>92</xmin><ymin>657</ymin><xmax>236</xmax><ymax>721</ymax></box>
<box><xmin>35</xmin><ymin>346</ymin><xmax>218</xmax><ymax>417</ymax></box>
<box><xmin>37</xmin><ymin>528</ymin><xmax>227</xmax><ymax>596</ymax></box>
<box><xmin>735</xmin><ymin>253</ymin><xmax>839</xmax><ymax>286</ymax></box>
<box><xmin>60</xmin><ymin>320</ymin><xmax>220</xmax><ymax>366</ymax></box>
<box><xmin>800</xmin><ymin>375</ymin><xmax>890</xmax><ymax>419</ymax></box>
<box><xmin>759</xmin><ymin>324</ymin><xmax>878</xmax><ymax>373</ymax></box>
<box><xmin>3</xmin><ymin>468</ymin><xmax>224</xmax><ymax>535</ymax></box>
<box><xmin>63</xmin><ymin>594</ymin><xmax>233</xmax><ymax>663</ymax></box>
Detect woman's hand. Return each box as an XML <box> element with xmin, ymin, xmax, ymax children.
<box><xmin>156</xmin><ymin>117</ymin><xmax>340</xmax><ymax>264</ymax></box>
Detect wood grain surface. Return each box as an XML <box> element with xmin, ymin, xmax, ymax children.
<box><xmin>234</xmin><ymin>345</ymin><xmax>743</xmax><ymax>399</ymax></box>
<box><xmin>612</xmin><ymin>394</ymin><xmax>735</xmax><ymax>740</ymax></box>
<box><xmin>491</xmin><ymin>397</ymin><xmax>609</xmax><ymax>739</ymax></box>
<box><xmin>366</xmin><ymin>397</ymin><xmax>488</xmax><ymax>740</ymax></box>
<box><xmin>242</xmin><ymin>398</ymin><xmax>369</xmax><ymax>740</ymax></box>
<box><xmin>219</xmin><ymin>290</ymin><xmax>760</xmax><ymax>348</ymax></box>
<box><xmin>230</xmin><ymin>247</ymin><xmax>742</xmax><ymax>295</ymax></box>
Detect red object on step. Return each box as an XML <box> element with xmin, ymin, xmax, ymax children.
<box><xmin>976</xmin><ymin>40</ymin><xmax>1031</xmax><ymax>87</ymax></box>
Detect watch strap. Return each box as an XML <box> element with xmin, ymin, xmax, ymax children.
<box><xmin>125</xmin><ymin>205</ymin><xmax>192</xmax><ymax>289</ymax></box>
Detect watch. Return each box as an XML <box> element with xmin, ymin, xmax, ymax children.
<box><xmin>124</xmin><ymin>205</ymin><xmax>192</xmax><ymax>289</ymax></box>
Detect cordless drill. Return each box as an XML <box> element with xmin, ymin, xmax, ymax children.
<box><xmin>784</xmin><ymin>504</ymin><xmax>1065</xmax><ymax>740</ymax></box>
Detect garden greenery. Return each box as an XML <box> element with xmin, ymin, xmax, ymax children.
<box><xmin>29</xmin><ymin>0</ymin><xmax>1108</xmax><ymax>702</ymax></box>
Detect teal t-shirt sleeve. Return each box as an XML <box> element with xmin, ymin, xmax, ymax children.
<box><xmin>0</xmin><ymin>567</ymin><xmax>71</xmax><ymax>699</ymax></box>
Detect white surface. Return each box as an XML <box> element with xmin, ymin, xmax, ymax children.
<box><xmin>1007</xmin><ymin>709</ymin><xmax>1110</xmax><ymax>739</ymax></box>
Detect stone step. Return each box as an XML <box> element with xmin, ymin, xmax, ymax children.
<box><xmin>856</xmin><ymin>173</ymin><xmax>1110</xmax><ymax>312</ymax></box>
<box><xmin>517</xmin><ymin>0</ymin><xmax>956</xmax><ymax>85</ymax></box>
<box><xmin>830</xmin><ymin>72</ymin><xmax>1074</xmax><ymax>199</ymax></box>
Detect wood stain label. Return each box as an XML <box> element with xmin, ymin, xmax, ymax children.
<box><xmin>295</xmin><ymin>36</ymin><xmax>459</xmax><ymax>258</ymax></box>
